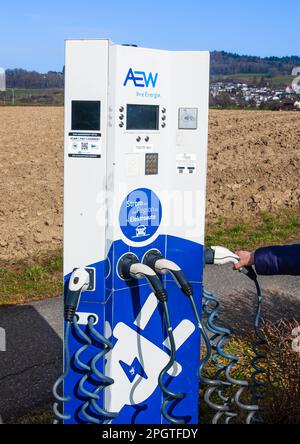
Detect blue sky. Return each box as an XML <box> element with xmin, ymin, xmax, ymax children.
<box><xmin>0</xmin><ymin>0</ymin><xmax>299</xmax><ymax>72</ymax></box>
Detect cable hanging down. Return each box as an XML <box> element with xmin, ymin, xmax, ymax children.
<box><xmin>201</xmin><ymin>289</ymin><xmax>238</xmax><ymax>424</ymax></box>
<box><xmin>142</xmin><ymin>250</ymin><xmax>231</xmax><ymax>423</ymax></box>
<box><xmin>52</xmin><ymin>321</ymin><xmax>72</xmax><ymax>424</ymax></box>
<box><xmin>119</xmin><ymin>253</ymin><xmax>187</xmax><ymax>425</ymax></box>
<box><xmin>158</xmin><ymin>301</ymin><xmax>186</xmax><ymax>425</ymax></box>
<box><xmin>203</xmin><ymin>246</ymin><xmax>267</xmax><ymax>424</ymax></box>
<box><xmin>142</xmin><ymin>249</ymin><xmax>234</xmax><ymax>423</ymax></box>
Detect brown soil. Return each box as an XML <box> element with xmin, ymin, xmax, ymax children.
<box><xmin>0</xmin><ymin>107</ymin><xmax>64</xmax><ymax>262</ymax></box>
<box><xmin>207</xmin><ymin>110</ymin><xmax>300</xmax><ymax>221</ymax></box>
<box><xmin>0</xmin><ymin>107</ymin><xmax>299</xmax><ymax>261</ymax></box>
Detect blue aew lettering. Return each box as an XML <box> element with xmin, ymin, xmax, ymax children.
<box><xmin>124</xmin><ymin>68</ymin><xmax>158</xmax><ymax>88</ymax></box>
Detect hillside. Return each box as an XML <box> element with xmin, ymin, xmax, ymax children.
<box><xmin>210</xmin><ymin>51</ymin><xmax>300</xmax><ymax>77</ymax></box>
<box><xmin>3</xmin><ymin>52</ymin><xmax>300</xmax><ymax>89</ymax></box>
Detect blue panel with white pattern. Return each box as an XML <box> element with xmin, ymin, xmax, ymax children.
<box><xmin>64</xmin><ymin>236</ymin><xmax>203</xmax><ymax>424</ymax></box>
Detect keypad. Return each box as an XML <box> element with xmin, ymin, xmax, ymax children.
<box><xmin>145</xmin><ymin>153</ymin><xmax>159</xmax><ymax>175</ymax></box>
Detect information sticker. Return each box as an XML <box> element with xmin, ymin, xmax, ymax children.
<box><xmin>68</xmin><ymin>132</ymin><xmax>102</xmax><ymax>158</ymax></box>
<box><xmin>176</xmin><ymin>153</ymin><xmax>196</xmax><ymax>175</ymax></box>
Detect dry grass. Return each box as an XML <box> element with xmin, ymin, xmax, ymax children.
<box><xmin>262</xmin><ymin>319</ymin><xmax>300</xmax><ymax>424</ymax></box>
<box><xmin>200</xmin><ymin>319</ymin><xmax>300</xmax><ymax>424</ymax></box>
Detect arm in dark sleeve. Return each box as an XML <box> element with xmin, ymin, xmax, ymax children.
<box><xmin>254</xmin><ymin>244</ymin><xmax>300</xmax><ymax>276</ymax></box>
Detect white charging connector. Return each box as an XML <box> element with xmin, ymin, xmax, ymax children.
<box><xmin>129</xmin><ymin>263</ymin><xmax>157</xmax><ymax>280</ymax></box>
<box><xmin>69</xmin><ymin>268</ymin><xmax>90</xmax><ymax>292</ymax></box>
<box><xmin>118</xmin><ymin>254</ymin><xmax>168</xmax><ymax>303</ymax></box>
<box><xmin>206</xmin><ymin>246</ymin><xmax>258</xmax><ymax>281</ymax></box>
<box><xmin>154</xmin><ymin>259</ymin><xmax>181</xmax><ymax>275</ymax></box>
<box><xmin>64</xmin><ymin>268</ymin><xmax>90</xmax><ymax>322</ymax></box>
<box><xmin>143</xmin><ymin>251</ymin><xmax>193</xmax><ymax>298</ymax></box>
<box><xmin>211</xmin><ymin>246</ymin><xmax>240</xmax><ymax>266</ymax></box>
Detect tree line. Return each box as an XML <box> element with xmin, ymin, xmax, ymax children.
<box><xmin>6</xmin><ymin>69</ymin><xmax>64</xmax><ymax>89</ymax></box>
<box><xmin>4</xmin><ymin>52</ymin><xmax>300</xmax><ymax>89</ymax></box>
<box><xmin>210</xmin><ymin>51</ymin><xmax>300</xmax><ymax>76</ymax></box>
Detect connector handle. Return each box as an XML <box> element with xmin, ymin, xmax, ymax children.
<box><xmin>64</xmin><ymin>268</ymin><xmax>90</xmax><ymax>322</ymax></box>
<box><xmin>205</xmin><ymin>246</ymin><xmax>258</xmax><ymax>280</ymax></box>
<box><xmin>204</xmin><ymin>247</ymin><xmax>215</xmax><ymax>265</ymax></box>
<box><xmin>211</xmin><ymin>246</ymin><xmax>240</xmax><ymax>265</ymax></box>
<box><xmin>118</xmin><ymin>253</ymin><xmax>168</xmax><ymax>303</ymax></box>
<box><xmin>144</xmin><ymin>253</ymin><xmax>193</xmax><ymax>298</ymax></box>
<box><xmin>130</xmin><ymin>263</ymin><xmax>168</xmax><ymax>302</ymax></box>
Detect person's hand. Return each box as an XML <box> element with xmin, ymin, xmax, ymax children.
<box><xmin>234</xmin><ymin>250</ymin><xmax>255</xmax><ymax>270</ymax></box>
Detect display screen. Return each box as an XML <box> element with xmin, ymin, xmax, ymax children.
<box><xmin>126</xmin><ymin>104</ymin><xmax>159</xmax><ymax>130</ymax></box>
<box><xmin>72</xmin><ymin>100</ymin><xmax>101</xmax><ymax>131</ymax></box>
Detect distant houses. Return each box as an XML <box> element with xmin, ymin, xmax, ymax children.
<box><xmin>294</xmin><ymin>101</ymin><xmax>300</xmax><ymax>109</ymax></box>
<box><xmin>210</xmin><ymin>79</ymin><xmax>300</xmax><ymax>110</ymax></box>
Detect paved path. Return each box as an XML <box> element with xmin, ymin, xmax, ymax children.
<box><xmin>204</xmin><ymin>265</ymin><xmax>300</xmax><ymax>333</ymax></box>
<box><xmin>0</xmin><ymin>298</ymin><xmax>63</xmax><ymax>422</ymax></box>
<box><xmin>0</xmin><ymin>267</ymin><xmax>299</xmax><ymax>422</ymax></box>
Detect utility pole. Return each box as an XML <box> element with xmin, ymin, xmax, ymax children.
<box><xmin>0</xmin><ymin>67</ymin><xmax>6</xmax><ymax>104</ymax></box>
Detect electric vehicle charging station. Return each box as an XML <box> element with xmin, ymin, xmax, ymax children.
<box><xmin>56</xmin><ymin>39</ymin><xmax>210</xmax><ymax>425</ymax></box>
<box><xmin>54</xmin><ymin>39</ymin><xmax>265</xmax><ymax>425</ymax></box>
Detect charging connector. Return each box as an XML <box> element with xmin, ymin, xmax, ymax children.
<box><xmin>204</xmin><ymin>246</ymin><xmax>257</xmax><ymax>280</ymax></box>
<box><xmin>53</xmin><ymin>267</ymin><xmax>90</xmax><ymax>424</ymax></box>
<box><xmin>205</xmin><ymin>246</ymin><xmax>240</xmax><ymax>265</ymax></box>
<box><xmin>144</xmin><ymin>249</ymin><xmax>218</xmax><ymax>423</ymax></box>
<box><xmin>118</xmin><ymin>253</ymin><xmax>168</xmax><ymax>302</ymax></box>
<box><xmin>119</xmin><ymin>252</ymin><xmax>188</xmax><ymax>424</ymax></box>
<box><xmin>143</xmin><ymin>250</ymin><xmax>193</xmax><ymax>297</ymax></box>
<box><xmin>64</xmin><ymin>268</ymin><xmax>90</xmax><ymax>322</ymax></box>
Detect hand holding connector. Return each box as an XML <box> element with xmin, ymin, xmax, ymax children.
<box><xmin>204</xmin><ymin>246</ymin><xmax>257</xmax><ymax>281</ymax></box>
<box><xmin>205</xmin><ymin>246</ymin><xmax>240</xmax><ymax>265</ymax></box>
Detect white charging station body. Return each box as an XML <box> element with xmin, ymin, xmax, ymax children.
<box><xmin>64</xmin><ymin>40</ymin><xmax>210</xmax><ymax>424</ymax></box>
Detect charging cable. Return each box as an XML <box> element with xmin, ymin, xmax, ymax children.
<box><xmin>118</xmin><ymin>253</ymin><xmax>185</xmax><ymax>424</ymax></box>
<box><xmin>53</xmin><ymin>268</ymin><xmax>90</xmax><ymax>424</ymax></box>
<box><xmin>204</xmin><ymin>246</ymin><xmax>266</xmax><ymax>424</ymax></box>
<box><xmin>143</xmin><ymin>250</ymin><xmax>229</xmax><ymax>420</ymax></box>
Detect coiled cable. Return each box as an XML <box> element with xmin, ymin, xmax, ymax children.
<box><xmin>79</xmin><ymin>316</ymin><xmax>117</xmax><ymax>424</ymax></box>
<box><xmin>52</xmin><ymin>321</ymin><xmax>72</xmax><ymax>424</ymax></box>
<box><xmin>225</xmin><ymin>276</ymin><xmax>266</xmax><ymax>424</ymax></box>
<box><xmin>73</xmin><ymin>315</ymin><xmax>92</xmax><ymax>372</ymax></box>
<box><xmin>189</xmin><ymin>293</ymin><xmax>235</xmax><ymax>423</ymax></box>
<box><xmin>201</xmin><ymin>290</ymin><xmax>238</xmax><ymax>423</ymax></box>
<box><xmin>189</xmin><ymin>294</ymin><xmax>222</xmax><ymax>388</ymax></box>
<box><xmin>204</xmin><ymin>270</ymin><xmax>266</xmax><ymax>424</ymax></box>
<box><xmin>158</xmin><ymin>301</ymin><xmax>186</xmax><ymax>424</ymax></box>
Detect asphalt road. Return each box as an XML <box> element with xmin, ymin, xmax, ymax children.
<box><xmin>204</xmin><ymin>264</ymin><xmax>300</xmax><ymax>333</ymax></box>
<box><xmin>0</xmin><ymin>266</ymin><xmax>299</xmax><ymax>423</ymax></box>
<box><xmin>0</xmin><ymin>298</ymin><xmax>63</xmax><ymax>423</ymax></box>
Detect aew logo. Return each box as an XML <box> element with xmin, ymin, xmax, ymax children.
<box><xmin>124</xmin><ymin>68</ymin><xmax>158</xmax><ymax>88</ymax></box>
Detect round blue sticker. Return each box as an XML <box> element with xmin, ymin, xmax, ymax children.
<box><xmin>119</xmin><ymin>188</ymin><xmax>162</xmax><ymax>243</ymax></box>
